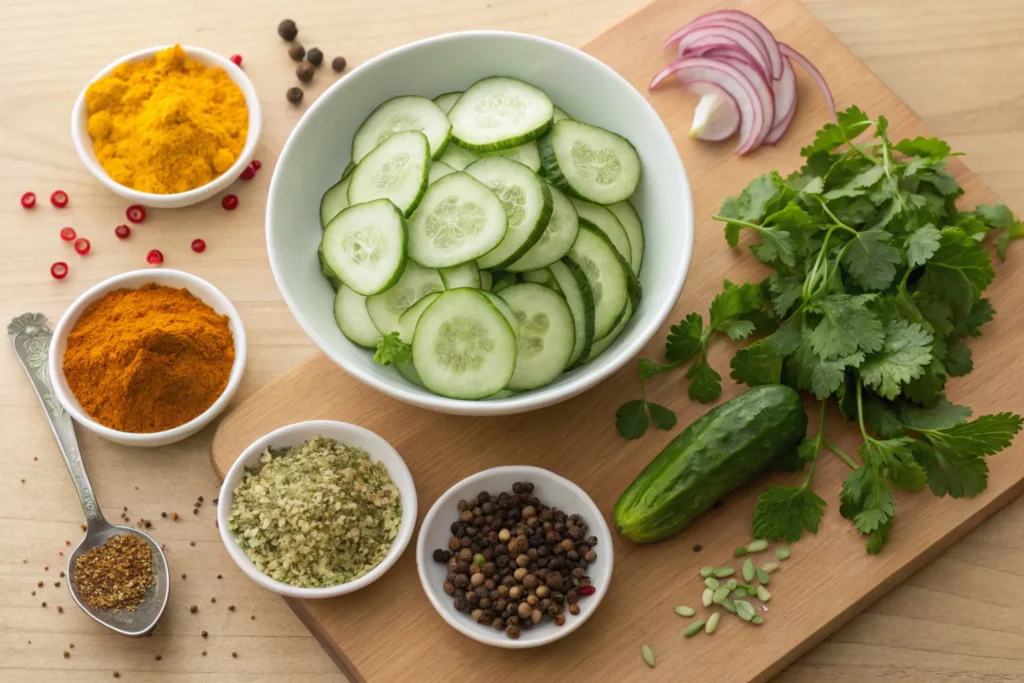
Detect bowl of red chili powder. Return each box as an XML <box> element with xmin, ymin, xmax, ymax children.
<box><xmin>48</xmin><ymin>269</ymin><xmax>247</xmax><ymax>447</ymax></box>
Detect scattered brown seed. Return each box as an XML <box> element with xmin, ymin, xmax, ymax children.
<box><xmin>296</xmin><ymin>62</ymin><xmax>314</xmax><ymax>83</ymax></box>
<box><xmin>37</xmin><ymin>581</ymin><xmax>43</xmax><ymax>587</ymax></box>
<box><xmin>232</xmin><ymin>652</ymin><xmax>238</xmax><ymax>658</ymax></box>
<box><xmin>332</xmin><ymin>56</ymin><xmax>347</xmax><ymax>73</ymax></box>
<box><xmin>190</xmin><ymin>541</ymin><xmax>195</xmax><ymax>547</ymax></box>
<box><xmin>228</xmin><ymin>605</ymin><xmax>236</xmax><ymax>611</ymax></box>
<box><xmin>307</xmin><ymin>47</ymin><xmax>323</xmax><ymax>67</ymax></box>
<box><xmin>63</xmin><ymin>651</ymin><xmax>70</xmax><ymax>658</ymax></box>
<box><xmin>189</xmin><ymin>605</ymin><xmax>198</xmax><ymax>614</ymax></box>
<box><xmin>288</xmin><ymin>43</ymin><xmax>306</xmax><ymax>62</ymax></box>
<box><xmin>113</xmin><ymin>673</ymin><xmax>120</xmax><ymax>678</ymax></box>
<box><xmin>202</xmin><ymin>650</ymin><xmax>207</xmax><ymax>656</ymax></box>
<box><xmin>182</xmin><ymin>574</ymin><xmax>187</xmax><ymax>580</ymax></box>
<box><xmin>278</xmin><ymin>18</ymin><xmax>298</xmax><ymax>41</ymax></box>
<box><xmin>171</xmin><ymin>513</ymin><xmax>179</xmax><ymax>521</ymax></box>
<box><xmin>57</xmin><ymin>605</ymin><xmax>64</xmax><ymax>613</ymax></box>
<box><xmin>59</xmin><ymin>571</ymin><xmax>65</xmax><ymax>578</ymax></box>
<box><xmin>155</xmin><ymin>655</ymin><xmax>162</xmax><ymax>661</ymax></box>
<box><xmin>69</xmin><ymin>644</ymin><xmax>73</xmax><ymax>648</ymax></box>
<box><xmin>65</xmin><ymin>540</ymin><xmax>70</xmax><ymax>546</ymax></box>
<box><xmin>41</xmin><ymin>602</ymin><xmax>47</xmax><ymax>607</ymax></box>
<box><xmin>211</xmin><ymin>597</ymin><xmax>216</xmax><ymax>603</ymax></box>
<box><xmin>201</xmin><ymin>631</ymin><xmax>208</xmax><ymax>638</ymax></box>
<box><xmin>31</xmin><ymin>591</ymin><xmax>35</xmax><ymax>596</ymax></box>
<box><xmin>198</xmin><ymin>496</ymin><xmax>204</xmax><ymax>503</ymax></box>
<box><xmin>44</xmin><ymin>565</ymin><xmax>48</xmax><ymax>571</ymax></box>
<box><xmin>54</xmin><ymin>581</ymin><xmax>60</xmax><ymax>587</ymax></box>
<box><xmin>192</xmin><ymin>508</ymin><xmax>198</xmax><ymax>515</ymax></box>
<box><xmin>80</xmin><ymin>524</ymin><xmax>87</xmax><ymax>531</ymax></box>
<box><xmin>217</xmin><ymin>574</ymin><xmax>222</xmax><ymax>580</ymax></box>
<box><xmin>161</xmin><ymin>512</ymin><xmax>167</xmax><ymax>518</ymax></box>
<box><xmin>286</xmin><ymin>87</ymin><xmax>304</xmax><ymax>105</ymax></box>
<box><xmin>213</xmin><ymin>498</ymin><xmax>219</xmax><ymax>504</ymax></box>
<box><xmin>250</xmin><ymin>615</ymin><xmax>256</xmax><ymax>620</ymax></box>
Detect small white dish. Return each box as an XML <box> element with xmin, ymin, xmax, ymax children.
<box><xmin>48</xmin><ymin>269</ymin><xmax>247</xmax><ymax>447</ymax></box>
<box><xmin>416</xmin><ymin>465</ymin><xmax>613</xmax><ymax>648</ymax></box>
<box><xmin>266</xmin><ymin>30</ymin><xmax>693</xmax><ymax>415</ymax></box>
<box><xmin>71</xmin><ymin>45</ymin><xmax>262</xmax><ymax>209</ymax></box>
<box><xmin>217</xmin><ymin>420</ymin><xmax>417</xmax><ymax>599</ymax></box>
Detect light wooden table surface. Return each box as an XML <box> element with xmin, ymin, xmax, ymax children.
<box><xmin>2</xmin><ymin>0</ymin><xmax>1022</xmax><ymax>681</ymax></box>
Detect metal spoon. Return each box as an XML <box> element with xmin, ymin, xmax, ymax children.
<box><xmin>9</xmin><ymin>313</ymin><xmax>169</xmax><ymax>636</ymax></box>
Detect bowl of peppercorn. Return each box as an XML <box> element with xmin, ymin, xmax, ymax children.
<box><xmin>416</xmin><ymin>466</ymin><xmax>613</xmax><ymax>648</ymax></box>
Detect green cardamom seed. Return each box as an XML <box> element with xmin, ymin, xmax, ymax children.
<box><xmin>712</xmin><ymin>566</ymin><xmax>735</xmax><ymax>578</ymax></box>
<box><xmin>735</xmin><ymin>599</ymin><xmax>756</xmax><ymax>622</ymax></box>
<box><xmin>746</xmin><ymin>539</ymin><xmax>769</xmax><ymax>553</ymax></box>
<box><xmin>742</xmin><ymin>558</ymin><xmax>756</xmax><ymax>582</ymax></box>
<box><xmin>705</xmin><ymin>577</ymin><xmax>720</xmax><ymax>590</ymax></box>
<box><xmin>700</xmin><ymin>565</ymin><xmax>715</xmax><ymax>578</ymax></box>
<box><xmin>702</xmin><ymin>588</ymin><xmax>713</xmax><ymax>608</ymax></box>
<box><xmin>775</xmin><ymin>546</ymin><xmax>791</xmax><ymax>561</ymax></box>
<box><xmin>705</xmin><ymin>612</ymin><xmax>721</xmax><ymax>634</ymax></box>
<box><xmin>757</xmin><ymin>586</ymin><xmax>771</xmax><ymax>602</ymax></box>
<box><xmin>760</xmin><ymin>561</ymin><xmax>780</xmax><ymax>574</ymax></box>
<box><xmin>684</xmin><ymin>620</ymin><xmax>705</xmax><ymax>637</ymax></box>
<box><xmin>675</xmin><ymin>605</ymin><xmax>696</xmax><ymax>617</ymax></box>
<box><xmin>712</xmin><ymin>586</ymin><xmax>731</xmax><ymax>604</ymax></box>
<box><xmin>642</xmin><ymin>643</ymin><xmax>656</xmax><ymax>667</ymax></box>
<box><xmin>756</xmin><ymin>568</ymin><xmax>771</xmax><ymax>585</ymax></box>
<box><xmin>722</xmin><ymin>597</ymin><xmax>737</xmax><ymax>614</ymax></box>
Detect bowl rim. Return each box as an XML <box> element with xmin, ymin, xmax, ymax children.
<box><xmin>216</xmin><ymin>420</ymin><xmax>418</xmax><ymax>599</ymax></box>
<box><xmin>71</xmin><ymin>44</ymin><xmax>262</xmax><ymax>205</ymax></box>
<box><xmin>47</xmin><ymin>268</ymin><xmax>247</xmax><ymax>444</ymax></box>
<box><xmin>265</xmin><ymin>29</ymin><xmax>694</xmax><ymax>416</ymax></box>
<box><xmin>415</xmin><ymin>465</ymin><xmax>613</xmax><ymax>648</ymax></box>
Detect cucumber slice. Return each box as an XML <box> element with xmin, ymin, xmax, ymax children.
<box><xmin>439</xmin><ymin>261</ymin><xmax>481</xmax><ymax>289</ymax></box>
<box><xmin>398</xmin><ymin>291</ymin><xmax>441</xmax><ymax>343</ymax></box>
<box><xmin>481</xmin><ymin>290</ymin><xmax>520</xmax><ymax>341</ymax></box>
<box><xmin>571</xmin><ymin>198</ymin><xmax>631</xmax><ymax>265</ymax></box>
<box><xmin>520</xmin><ymin>267</ymin><xmax>560</xmax><ymax>291</ymax></box>
<box><xmin>318</xmin><ymin>246</ymin><xmax>343</xmax><ymax>291</ymax></box>
<box><xmin>365</xmin><ymin>260</ymin><xmax>444</xmax><ymax>335</ymax></box>
<box><xmin>319</xmin><ymin>177</ymin><xmax>351</xmax><ymax>228</ymax></box>
<box><xmin>506</xmin><ymin>184</ymin><xmax>579</xmax><ymax>272</ymax></box>
<box><xmin>486</xmin><ymin>142</ymin><xmax>541</xmax><ymax>172</ymax></box>
<box><xmin>428</xmin><ymin>161</ymin><xmax>457</xmax><ymax>184</ymax></box>
<box><xmin>565</xmin><ymin>224</ymin><xmax>629</xmax><ymax>340</ymax></box>
<box><xmin>347</xmin><ymin>130</ymin><xmax>430</xmax><ymax>216</ymax></box>
<box><xmin>540</xmin><ymin>120</ymin><xmax>641</xmax><ymax>205</ymax></box>
<box><xmin>352</xmin><ymin>95</ymin><xmax>452</xmax><ymax>162</ymax></box>
<box><xmin>395</xmin><ymin>360</ymin><xmax>426</xmax><ymax>388</ymax></box>
<box><xmin>412</xmin><ymin>288</ymin><xmax>517</xmax><ymax>399</ymax></box>
<box><xmin>497</xmin><ymin>283</ymin><xmax>575</xmax><ymax>390</ymax></box>
<box><xmin>334</xmin><ymin>284</ymin><xmax>382</xmax><ymax>349</ymax></box>
<box><xmin>341</xmin><ymin>161</ymin><xmax>355</xmax><ymax>180</ymax></box>
<box><xmin>465</xmin><ymin>157</ymin><xmax>553</xmax><ymax>269</ymax></box>
<box><xmin>479</xmin><ymin>270</ymin><xmax>493</xmax><ymax>291</ymax></box>
<box><xmin>448</xmin><ymin>77</ymin><xmax>554</xmax><ymax>152</ymax></box>
<box><xmin>490</xmin><ymin>271</ymin><xmax>519</xmax><ymax>293</ymax></box>
<box><xmin>552</xmin><ymin>106</ymin><xmax>573</xmax><ymax>123</ymax></box>
<box><xmin>407</xmin><ymin>171</ymin><xmax>508</xmax><ymax>268</ymax></box>
<box><xmin>585</xmin><ymin>299</ymin><xmax>632</xmax><ymax>362</ymax></box>
<box><xmin>608</xmin><ymin>200</ymin><xmax>645</xmax><ymax>275</ymax></box>
<box><xmin>549</xmin><ymin>260</ymin><xmax>595</xmax><ymax>367</ymax></box>
<box><xmin>483</xmin><ymin>388</ymin><xmax>519</xmax><ymax>400</ymax></box>
<box><xmin>439</xmin><ymin>143</ymin><xmax>478</xmax><ymax>171</ymax></box>
<box><xmin>321</xmin><ymin>199</ymin><xmax>407</xmax><ymax>296</ymax></box>
<box><xmin>433</xmin><ymin>91</ymin><xmax>462</xmax><ymax>115</ymax></box>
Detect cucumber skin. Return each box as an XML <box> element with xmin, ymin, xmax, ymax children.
<box><xmin>318</xmin><ymin>246</ymin><xmax>342</xmax><ymax>291</ymax></box>
<box><xmin>539</xmin><ymin>125</ymin><xmax>641</xmax><ymax>205</ymax></box>
<box><xmin>613</xmin><ymin>386</ymin><xmax>807</xmax><ymax>543</ymax></box>
<box><xmin>554</xmin><ymin>259</ymin><xmax>596</xmax><ymax>368</ymax></box>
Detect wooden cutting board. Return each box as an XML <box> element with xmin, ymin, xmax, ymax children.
<box><xmin>210</xmin><ymin>0</ymin><xmax>1023</xmax><ymax>679</ymax></box>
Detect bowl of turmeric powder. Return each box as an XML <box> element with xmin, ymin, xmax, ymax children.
<box><xmin>71</xmin><ymin>44</ymin><xmax>261</xmax><ymax>208</ymax></box>
<box><xmin>47</xmin><ymin>269</ymin><xmax>248</xmax><ymax>447</ymax></box>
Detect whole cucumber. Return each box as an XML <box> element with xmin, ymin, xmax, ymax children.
<box><xmin>613</xmin><ymin>385</ymin><xmax>807</xmax><ymax>543</ymax></box>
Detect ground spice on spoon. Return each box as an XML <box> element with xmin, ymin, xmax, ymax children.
<box><xmin>72</xmin><ymin>533</ymin><xmax>154</xmax><ymax>611</ymax></box>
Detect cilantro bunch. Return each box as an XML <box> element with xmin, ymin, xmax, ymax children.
<box><xmin>618</xmin><ymin>106</ymin><xmax>1023</xmax><ymax>553</ymax></box>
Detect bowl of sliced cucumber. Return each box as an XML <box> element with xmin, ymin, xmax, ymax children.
<box><xmin>267</xmin><ymin>30</ymin><xmax>693</xmax><ymax>415</ymax></box>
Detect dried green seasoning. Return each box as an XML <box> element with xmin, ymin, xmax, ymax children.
<box><xmin>228</xmin><ymin>436</ymin><xmax>402</xmax><ymax>588</ymax></box>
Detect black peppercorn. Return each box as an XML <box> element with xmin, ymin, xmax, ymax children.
<box><xmin>296</xmin><ymin>62</ymin><xmax>314</xmax><ymax>83</ymax></box>
<box><xmin>433</xmin><ymin>549</ymin><xmax>450</xmax><ymax>564</ymax></box>
<box><xmin>286</xmin><ymin>87</ymin><xmax>303</xmax><ymax>105</ymax></box>
<box><xmin>288</xmin><ymin>43</ymin><xmax>306</xmax><ymax>62</ymax></box>
<box><xmin>332</xmin><ymin>56</ymin><xmax>347</xmax><ymax>73</ymax></box>
<box><xmin>278</xmin><ymin>19</ymin><xmax>298</xmax><ymax>41</ymax></box>
<box><xmin>306</xmin><ymin>47</ymin><xmax>323</xmax><ymax>67</ymax></box>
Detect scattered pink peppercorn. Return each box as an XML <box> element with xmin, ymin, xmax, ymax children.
<box><xmin>50</xmin><ymin>190</ymin><xmax>69</xmax><ymax>208</ymax></box>
<box><xmin>191</xmin><ymin>239</ymin><xmax>206</xmax><ymax>253</ymax></box>
<box><xmin>126</xmin><ymin>204</ymin><xmax>146</xmax><ymax>223</ymax></box>
<box><xmin>114</xmin><ymin>224</ymin><xmax>131</xmax><ymax>239</ymax></box>
<box><xmin>230</xmin><ymin>54</ymin><xmax>243</xmax><ymax>66</ymax></box>
<box><xmin>577</xmin><ymin>585</ymin><xmax>596</xmax><ymax>596</ymax></box>
<box><xmin>251</xmin><ymin>160</ymin><xmax>262</xmax><ymax>171</ymax></box>
<box><xmin>50</xmin><ymin>262</ymin><xmax>68</xmax><ymax>280</ymax></box>
<box><xmin>21</xmin><ymin>192</ymin><xmax>36</xmax><ymax>209</ymax></box>
<box><xmin>74</xmin><ymin>238</ymin><xmax>91</xmax><ymax>256</ymax></box>
<box><xmin>146</xmin><ymin>249</ymin><xmax>164</xmax><ymax>265</ymax></box>
<box><xmin>60</xmin><ymin>227</ymin><xmax>76</xmax><ymax>242</ymax></box>
<box><xmin>240</xmin><ymin>166</ymin><xmax>256</xmax><ymax>181</ymax></box>
<box><xmin>221</xmin><ymin>194</ymin><xmax>239</xmax><ymax>211</ymax></box>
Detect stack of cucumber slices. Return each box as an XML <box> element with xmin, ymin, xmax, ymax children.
<box><xmin>318</xmin><ymin>76</ymin><xmax>644</xmax><ymax>400</ymax></box>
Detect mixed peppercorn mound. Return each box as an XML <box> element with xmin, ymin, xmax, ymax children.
<box><xmin>433</xmin><ymin>482</ymin><xmax>598</xmax><ymax>640</ymax></box>
<box><xmin>72</xmin><ymin>533</ymin><xmax>155</xmax><ymax>611</ymax></box>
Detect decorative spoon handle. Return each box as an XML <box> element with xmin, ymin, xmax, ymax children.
<box><xmin>8</xmin><ymin>313</ymin><xmax>105</xmax><ymax>526</ymax></box>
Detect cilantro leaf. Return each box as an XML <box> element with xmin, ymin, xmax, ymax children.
<box><xmin>902</xmin><ymin>358</ymin><xmax>947</xmax><ymax>407</ymax></box>
<box><xmin>841</xmin><ymin>229</ymin><xmax>903</xmax><ymax>291</ymax></box>
<box><xmin>372</xmin><ymin>332</ymin><xmax>412</xmax><ymax>366</ymax></box>
<box><xmin>894</xmin><ymin>136</ymin><xmax>952</xmax><ymax>160</ymax></box>
<box><xmin>911</xmin><ymin>440</ymin><xmax>988</xmax><ymax>499</ymax></box>
<box><xmin>665</xmin><ymin>313</ymin><xmax>703</xmax><ymax>363</ymax></box>
<box><xmin>709</xmin><ymin>280</ymin><xmax>763</xmax><ymax>328</ymax></box>
<box><xmin>800</xmin><ymin>105</ymin><xmax>873</xmax><ymax>157</ymax></box>
<box><xmin>751</xmin><ymin>485</ymin><xmax>827</xmax><ymax>542</ymax></box>
<box><xmin>861</xmin><ymin>437</ymin><xmax>927</xmax><ymax>491</ymax></box>
<box><xmin>859</xmin><ymin>319</ymin><xmax>933</xmax><ymax>400</ymax></box>
<box><xmin>639</xmin><ymin>358</ymin><xmax>677</xmax><ymax>382</ymax></box>
<box><xmin>807</xmin><ymin>294</ymin><xmax>884</xmax><ymax>360</ymax></box>
<box><xmin>862</xmin><ymin>397</ymin><xmax>905</xmax><ymax>438</ymax></box>
<box><xmin>648</xmin><ymin>402</ymin><xmax>677</xmax><ymax>431</ymax></box>
<box><xmin>918</xmin><ymin>228</ymin><xmax>995</xmax><ymax>317</ymax></box>
<box><xmin>615</xmin><ymin>400</ymin><xmax>649</xmax><ymax>440</ymax></box>
<box><xmin>839</xmin><ymin>464</ymin><xmax>894</xmax><ymax>536</ymax></box>
<box><xmin>717</xmin><ymin>320</ymin><xmax>756</xmax><ymax>341</ymax></box>
<box><xmin>905</xmin><ymin>225</ymin><xmax>942</xmax><ymax>268</ymax></box>
<box><xmin>972</xmin><ymin>203</ymin><xmax>1024</xmax><ymax>261</ymax></box>
<box><xmin>686</xmin><ymin>358</ymin><xmax>722</xmax><ymax>403</ymax></box>
<box><xmin>943</xmin><ymin>341</ymin><xmax>973</xmax><ymax>377</ymax></box>
<box><xmin>866</xmin><ymin>519</ymin><xmax>892</xmax><ymax>555</ymax></box>
<box><xmin>900</xmin><ymin>397</ymin><xmax>972</xmax><ymax>430</ymax></box>
<box><xmin>916</xmin><ymin>412</ymin><xmax>1023</xmax><ymax>457</ymax></box>
<box><xmin>767</xmin><ymin>274</ymin><xmax>803</xmax><ymax>317</ymax></box>
<box><xmin>731</xmin><ymin>339</ymin><xmax>784</xmax><ymax>387</ymax></box>
<box><xmin>751</xmin><ymin>226</ymin><xmax>796</xmax><ymax>267</ymax></box>
<box><xmin>952</xmin><ymin>298</ymin><xmax>994</xmax><ymax>338</ymax></box>
<box><xmin>718</xmin><ymin>172</ymin><xmax>786</xmax><ymax>224</ymax></box>
<box><xmin>997</xmin><ymin>219</ymin><xmax>1024</xmax><ymax>262</ymax></box>
<box><xmin>823</xmin><ymin>165</ymin><xmax>885</xmax><ymax>200</ymax></box>
<box><xmin>786</xmin><ymin>343</ymin><xmax>863</xmax><ymax>399</ymax></box>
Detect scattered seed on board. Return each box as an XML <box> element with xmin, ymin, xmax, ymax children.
<box><xmin>712</xmin><ymin>586</ymin><xmax>730</xmax><ymax>604</ymax></box>
<box><xmin>705</xmin><ymin>612</ymin><xmax>721</xmax><ymax>634</ymax></box>
<box><xmin>722</xmin><ymin>598</ymin><xmax>737</xmax><ymax>614</ymax></box>
<box><xmin>742</xmin><ymin>558</ymin><xmax>756</xmax><ymax>582</ymax></box>
<box><xmin>725</xmin><ymin>578</ymin><xmax>738</xmax><ymax>591</ymax></box>
<box><xmin>702</xmin><ymin>588</ymin><xmax>713</xmax><ymax>608</ymax></box>
<box><xmin>733</xmin><ymin>587</ymin><xmax>748</xmax><ymax>598</ymax></box>
<box><xmin>684</xmin><ymin>620</ymin><xmax>705</xmax><ymax>637</ymax></box>
<box><xmin>735</xmin><ymin>599</ymin><xmax>756</xmax><ymax>622</ymax></box>
<box><xmin>641</xmin><ymin>643</ymin><xmax>656</xmax><ymax>668</ymax></box>
<box><xmin>712</xmin><ymin>566</ymin><xmax>735</xmax><ymax>578</ymax></box>
<box><xmin>776</xmin><ymin>546</ymin><xmax>791</xmax><ymax>561</ymax></box>
<box><xmin>675</xmin><ymin>606</ymin><xmax>696</xmax><ymax>617</ymax></box>
<box><xmin>756</xmin><ymin>568</ymin><xmax>771</xmax><ymax>585</ymax></box>
<box><xmin>700</xmin><ymin>565</ymin><xmax>714</xmax><ymax>578</ymax></box>
<box><xmin>761</xmin><ymin>561</ymin><xmax>780</xmax><ymax>574</ymax></box>
<box><xmin>757</xmin><ymin>586</ymin><xmax>772</xmax><ymax>602</ymax></box>
<box><xmin>734</xmin><ymin>539</ymin><xmax>769</xmax><ymax>557</ymax></box>
<box><xmin>704</xmin><ymin>577</ymin><xmax>720</xmax><ymax>590</ymax></box>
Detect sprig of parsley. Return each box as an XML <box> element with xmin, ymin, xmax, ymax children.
<box><xmin>622</xmin><ymin>106</ymin><xmax>1023</xmax><ymax>552</ymax></box>
<box><xmin>372</xmin><ymin>332</ymin><xmax>412</xmax><ymax>366</ymax></box>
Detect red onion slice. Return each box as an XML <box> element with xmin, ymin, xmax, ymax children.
<box><xmin>686</xmin><ymin>81</ymin><xmax>740</xmax><ymax>141</ymax></box>
<box><xmin>688</xmin><ymin>11</ymin><xmax>783</xmax><ymax>80</ymax></box>
<box><xmin>708</xmin><ymin>54</ymin><xmax>774</xmax><ymax>149</ymax></box>
<box><xmin>770</xmin><ymin>57</ymin><xmax>797</xmax><ymax>128</ymax></box>
<box><xmin>779</xmin><ymin>43</ymin><xmax>835</xmax><ymax>120</ymax></box>
<box><xmin>673</xmin><ymin>24</ymin><xmax>772</xmax><ymax>82</ymax></box>
<box><xmin>652</xmin><ymin>57</ymin><xmax>765</xmax><ymax>155</ymax></box>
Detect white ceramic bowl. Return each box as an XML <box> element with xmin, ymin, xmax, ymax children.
<box><xmin>217</xmin><ymin>420</ymin><xmax>417</xmax><ymax>599</ymax></box>
<box><xmin>48</xmin><ymin>269</ymin><xmax>247</xmax><ymax>447</ymax></box>
<box><xmin>267</xmin><ymin>31</ymin><xmax>693</xmax><ymax>416</ymax></box>
<box><xmin>71</xmin><ymin>45</ymin><xmax>262</xmax><ymax>208</ymax></box>
<box><xmin>416</xmin><ymin>466</ymin><xmax>613</xmax><ymax>648</ymax></box>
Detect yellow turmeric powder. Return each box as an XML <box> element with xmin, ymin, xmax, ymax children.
<box><xmin>85</xmin><ymin>45</ymin><xmax>248</xmax><ymax>194</ymax></box>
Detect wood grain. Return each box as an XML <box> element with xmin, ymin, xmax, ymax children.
<box><xmin>1</xmin><ymin>0</ymin><xmax>1022</xmax><ymax>682</ymax></box>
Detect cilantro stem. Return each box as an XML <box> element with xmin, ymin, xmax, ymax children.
<box><xmin>854</xmin><ymin>378</ymin><xmax>870</xmax><ymax>441</ymax></box>
<box><xmin>824</xmin><ymin>439</ymin><xmax>860</xmax><ymax>470</ymax></box>
<box><xmin>814</xmin><ymin>198</ymin><xmax>860</xmax><ymax>236</ymax></box>
<box><xmin>802</xmin><ymin>401</ymin><xmax>828</xmax><ymax>488</ymax></box>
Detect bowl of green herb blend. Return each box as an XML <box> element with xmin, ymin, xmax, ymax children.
<box><xmin>217</xmin><ymin>421</ymin><xmax>417</xmax><ymax>598</ymax></box>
